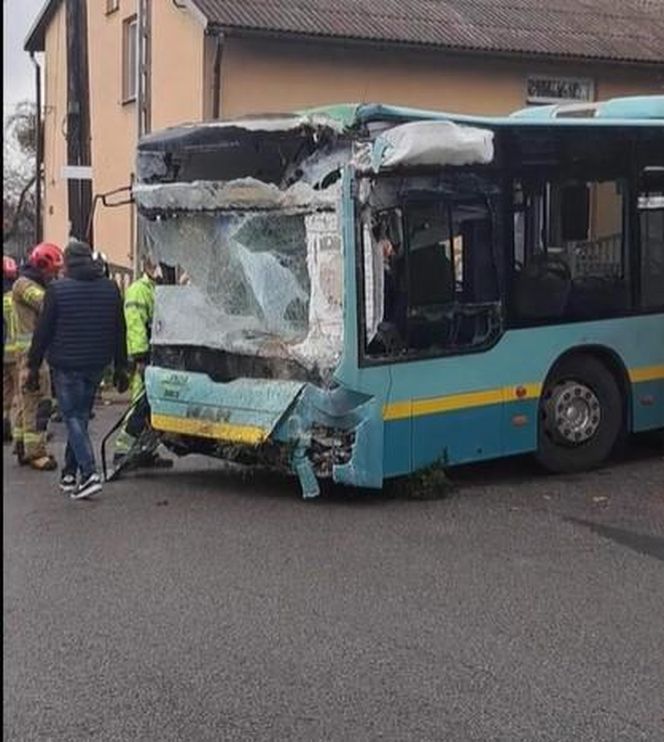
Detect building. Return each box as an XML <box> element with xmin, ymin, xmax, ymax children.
<box><xmin>25</xmin><ymin>0</ymin><xmax>664</xmax><ymax>270</ymax></box>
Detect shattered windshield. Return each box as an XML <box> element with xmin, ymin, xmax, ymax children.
<box><xmin>142</xmin><ymin>208</ymin><xmax>343</xmax><ymax>372</ymax></box>
<box><xmin>133</xmin><ymin>115</ymin><xmax>353</xmax><ymax>374</ymax></box>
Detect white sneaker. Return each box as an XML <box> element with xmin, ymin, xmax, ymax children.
<box><xmin>71</xmin><ymin>473</ymin><xmax>102</xmax><ymax>500</ymax></box>
<box><xmin>59</xmin><ymin>474</ymin><xmax>77</xmax><ymax>494</ymax></box>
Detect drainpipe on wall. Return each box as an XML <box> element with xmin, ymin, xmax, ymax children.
<box><xmin>211</xmin><ymin>29</ymin><xmax>224</xmax><ymax>119</ymax></box>
<box><xmin>30</xmin><ymin>52</ymin><xmax>43</xmax><ymax>245</ymax></box>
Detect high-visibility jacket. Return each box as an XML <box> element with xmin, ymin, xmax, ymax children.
<box><xmin>3</xmin><ymin>291</ymin><xmax>19</xmax><ymax>363</ymax></box>
<box><xmin>124</xmin><ymin>274</ymin><xmax>155</xmax><ymax>360</ymax></box>
<box><xmin>12</xmin><ymin>276</ymin><xmax>46</xmax><ymax>352</ymax></box>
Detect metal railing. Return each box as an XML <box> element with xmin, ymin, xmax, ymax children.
<box><xmin>566</xmin><ymin>233</ymin><xmax>622</xmax><ymax>277</ymax></box>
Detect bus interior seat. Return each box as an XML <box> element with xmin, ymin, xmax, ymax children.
<box><xmin>463</xmin><ymin>219</ymin><xmax>499</xmax><ymax>302</ymax></box>
<box><xmin>513</xmin><ymin>253</ymin><xmax>571</xmax><ymax>319</ymax></box>
<box><xmin>566</xmin><ymin>276</ymin><xmax>630</xmax><ymax>318</ymax></box>
<box><xmin>409</xmin><ymin>245</ymin><xmax>454</xmax><ymax>307</ymax></box>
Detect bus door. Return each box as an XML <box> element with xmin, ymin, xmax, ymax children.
<box><xmin>358</xmin><ymin>179</ymin><xmax>505</xmax><ymax>471</ymax></box>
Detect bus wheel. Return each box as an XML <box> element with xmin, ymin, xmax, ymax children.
<box><xmin>536</xmin><ymin>356</ymin><xmax>623</xmax><ymax>473</ymax></box>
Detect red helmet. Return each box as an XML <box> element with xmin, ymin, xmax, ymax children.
<box><xmin>3</xmin><ymin>255</ymin><xmax>18</xmax><ymax>280</ymax></box>
<box><xmin>28</xmin><ymin>242</ymin><xmax>63</xmax><ymax>276</ymax></box>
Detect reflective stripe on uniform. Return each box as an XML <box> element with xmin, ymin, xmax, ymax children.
<box><xmin>12</xmin><ymin>278</ymin><xmax>45</xmax><ymax>345</ymax></box>
<box><xmin>23</xmin><ymin>285</ymin><xmax>44</xmax><ymax>305</ymax></box>
<box><xmin>3</xmin><ymin>292</ymin><xmax>19</xmax><ymax>356</ymax></box>
<box><xmin>15</xmin><ymin>333</ymin><xmax>33</xmax><ymax>351</ymax></box>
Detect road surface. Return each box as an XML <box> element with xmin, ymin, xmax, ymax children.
<box><xmin>4</xmin><ymin>408</ymin><xmax>663</xmax><ymax>741</ymax></box>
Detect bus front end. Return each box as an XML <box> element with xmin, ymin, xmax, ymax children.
<box><xmin>135</xmin><ymin>112</ymin><xmax>384</xmax><ymax>497</ymax></box>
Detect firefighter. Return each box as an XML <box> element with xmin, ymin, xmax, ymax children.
<box><xmin>114</xmin><ymin>256</ymin><xmax>172</xmax><ymax>468</ymax></box>
<box><xmin>3</xmin><ymin>256</ymin><xmax>19</xmax><ymax>442</ymax></box>
<box><xmin>12</xmin><ymin>242</ymin><xmax>63</xmax><ymax>469</ymax></box>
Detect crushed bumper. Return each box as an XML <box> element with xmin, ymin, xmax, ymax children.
<box><xmin>146</xmin><ymin>366</ymin><xmax>384</xmax><ymax>497</ymax></box>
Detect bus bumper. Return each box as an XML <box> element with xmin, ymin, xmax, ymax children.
<box><xmin>145</xmin><ymin>366</ymin><xmax>384</xmax><ymax>497</ymax></box>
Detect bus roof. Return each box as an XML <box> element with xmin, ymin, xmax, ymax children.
<box><xmin>136</xmin><ymin>95</ymin><xmax>663</xmax><ymax>185</ymax></box>
<box><xmin>299</xmin><ymin>95</ymin><xmax>664</xmax><ymax>130</ymax></box>
<box><xmin>509</xmin><ymin>95</ymin><xmax>664</xmax><ymax>121</ymax></box>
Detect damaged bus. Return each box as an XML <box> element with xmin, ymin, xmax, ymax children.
<box><xmin>133</xmin><ymin>96</ymin><xmax>664</xmax><ymax>497</ymax></box>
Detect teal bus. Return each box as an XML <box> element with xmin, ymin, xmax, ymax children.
<box><xmin>133</xmin><ymin>95</ymin><xmax>664</xmax><ymax>497</ymax></box>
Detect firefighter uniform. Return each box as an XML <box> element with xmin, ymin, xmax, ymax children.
<box><xmin>3</xmin><ymin>290</ymin><xmax>19</xmax><ymax>438</ymax></box>
<box><xmin>114</xmin><ymin>275</ymin><xmax>155</xmax><ymax>455</ymax></box>
<box><xmin>12</xmin><ymin>275</ymin><xmax>52</xmax><ymax>462</ymax></box>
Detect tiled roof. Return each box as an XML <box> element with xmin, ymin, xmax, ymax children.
<box><xmin>190</xmin><ymin>0</ymin><xmax>664</xmax><ymax>64</ymax></box>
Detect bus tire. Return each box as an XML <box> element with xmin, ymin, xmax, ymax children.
<box><xmin>536</xmin><ymin>355</ymin><xmax>623</xmax><ymax>473</ymax></box>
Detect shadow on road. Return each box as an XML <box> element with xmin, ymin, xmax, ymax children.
<box><xmin>448</xmin><ymin>431</ymin><xmax>663</xmax><ymax>487</ymax></box>
<box><xmin>564</xmin><ymin>517</ymin><xmax>664</xmax><ymax>562</ymax></box>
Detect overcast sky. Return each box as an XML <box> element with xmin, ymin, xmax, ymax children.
<box><xmin>3</xmin><ymin>0</ymin><xmax>46</xmax><ymax>117</ymax></box>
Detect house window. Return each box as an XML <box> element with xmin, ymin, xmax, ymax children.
<box><xmin>526</xmin><ymin>75</ymin><xmax>594</xmax><ymax>105</ymax></box>
<box><xmin>106</xmin><ymin>0</ymin><xmax>120</xmax><ymax>14</ymax></box>
<box><xmin>122</xmin><ymin>15</ymin><xmax>138</xmax><ymax>103</ymax></box>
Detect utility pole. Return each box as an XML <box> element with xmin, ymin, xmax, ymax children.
<box><xmin>133</xmin><ymin>0</ymin><xmax>152</xmax><ymax>276</ymax></box>
<box><xmin>137</xmin><ymin>0</ymin><xmax>152</xmax><ymax>139</ymax></box>
<box><xmin>64</xmin><ymin>0</ymin><xmax>93</xmax><ymax>243</ymax></box>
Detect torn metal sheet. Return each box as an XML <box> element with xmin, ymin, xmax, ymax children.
<box><xmin>136</xmin><ymin>110</ymin><xmax>350</xmax><ymax>185</ymax></box>
<box><xmin>364</xmin><ymin>120</ymin><xmax>494</xmax><ymax>171</ymax></box>
<box><xmin>163</xmin><ymin>112</ymin><xmax>347</xmax><ymax>134</ymax></box>
<box><xmin>290</xmin><ymin>212</ymin><xmax>344</xmax><ymax>372</ymax></box>
<box><xmin>146</xmin><ymin>364</ymin><xmax>385</xmax><ymax>495</ymax></box>
<box><xmin>361</xmin><ymin>220</ymin><xmax>385</xmax><ymax>345</ymax></box>
<box><xmin>134</xmin><ymin>179</ymin><xmax>339</xmax><ymax>213</ymax></box>
<box><xmin>283</xmin><ymin>142</ymin><xmax>352</xmax><ymax>188</ymax></box>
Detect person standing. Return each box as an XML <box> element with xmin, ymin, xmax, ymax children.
<box><xmin>12</xmin><ymin>243</ymin><xmax>63</xmax><ymax>470</ymax></box>
<box><xmin>3</xmin><ymin>256</ymin><xmax>19</xmax><ymax>442</ymax></box>
<box><xmin>92</xmin><ymin>250</ymin><xmax>110</xmax><ymax>278</ymax></box>
<box><xmin>113</xmin><ymin>256</ymin><xmax>171</xmax><ymax>469</ymax></box>
<box><xmin>27</xmin><ymin>241</ymin><xmax>128</xmax><ymax>499</ymax></box>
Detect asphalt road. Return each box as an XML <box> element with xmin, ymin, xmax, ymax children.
<box><xmin>4</xmin><ymin>407</ymin><xmax>664</xmax><ymax>742</ymax></box>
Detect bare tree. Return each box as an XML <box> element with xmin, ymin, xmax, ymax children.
<box><xmin>3</xmin><ymin>101</ymin><xmax>39</xmax><ymax>253</ymax></box>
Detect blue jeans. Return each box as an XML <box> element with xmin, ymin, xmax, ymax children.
<box><xmin>52</xmin><ymin>368</ymin><xmax>103</xmax><ymax>478</ymax></box>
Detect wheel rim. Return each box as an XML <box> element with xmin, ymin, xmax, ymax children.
<box><xmin>543</xmin><ymin>380</ymin><xmax>601</xmax><ymax>446</ymax></box>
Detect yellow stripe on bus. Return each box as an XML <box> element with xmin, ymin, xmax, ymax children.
<box><xmin>383</xmin><ymin>364</ymin><xmax>663</xmax><ymax>423</ymax></box>
<box><xmin>152</xmin><ymin>366</ymin><xmax>662</xmax><ymax>432</ymax></box>
<box><xmin>151</xmin><ymin>413</ymin><xmax>268</xmax><ymax>445</ymax></box>
<box><xmin>383</xmin><ymin>383</ymin><xmax>542</xmax><ymax>422</ymax></box>
<box><xmin>629</xmin><ymin>365</ymin><xmax>664</xmax><ymax>383</ymax></box>
<box><xmin>412</xmin><ymin>388</ymin><xmax>503</xmax><ymax>418</ymax></box>
<box><xmin>383</xmin><ymin>383</ymin><xmax>542</xmax><ymax>420</ymax></box>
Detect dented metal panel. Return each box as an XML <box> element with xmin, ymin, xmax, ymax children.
<box><xmin>145</xmin><ymin>367</ymin><xmax>305</xmax><ymax>445</ymax></box>
<box><xmin>365</xmin><ymin>120</ymin><xmax>494</xmax><ymax>172</ymax></box>
<box><xmin>134</xmin><ymin>178</ymin><xmax>339</xmax><ymax>213</ymax></box>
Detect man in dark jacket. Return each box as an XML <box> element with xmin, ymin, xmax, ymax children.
<box><xmin>27</xmin><ymin>241</ymin><xmax>129</xmax><ymax>499</ymax></box>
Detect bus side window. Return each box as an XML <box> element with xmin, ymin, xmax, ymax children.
<box><xmin>363</xmin><ymin>195</ymin><xmax>501</xmax><ymax>359</ymax></box>
<box><xmin>512</xmin><ymin>177</ymin><xmax>630</xmax><ymax>323</ymax></box>
<box><xmin>639</xmin><ymin>169</ymin><xmax>664</xmax><ymax>311</ymax></box>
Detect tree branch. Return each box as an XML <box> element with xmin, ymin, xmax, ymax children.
<box><xmin>3</xmin><ymin>174</ymin><xmax>36</xmax><ymax>242</ymax></box>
